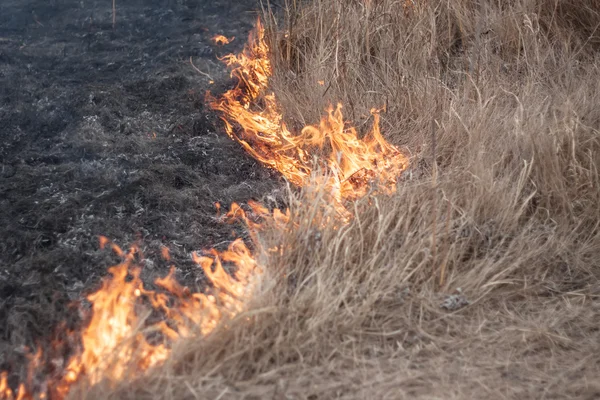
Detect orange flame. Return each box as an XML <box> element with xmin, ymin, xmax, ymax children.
<box><xmin>0</xmin><ymin>230</ymin><xmax>261</xmax><ymax>399</ymax></box>
<box><xmin>1</xmin><ymin>17</ymin><xmax>409</xmax><ymax>399</ymax></box>
<box><xmin>52</xmin><ymin>237</ymin><xmax>258</xmax><ymax>396</ymax></box>
<box><xmin>209</xmin><ymin>19</ymin><xmax>408</xmax><ymax>214</ymax></box>
<box><xmin>212</xmin><ymin>34</ymin><xmax>234</xmax><ymax>45</ymax></box>
<box><xmin>0</xmin><ymin>373</ymin><xmax>13</xmax><ymax>400</ymax></box>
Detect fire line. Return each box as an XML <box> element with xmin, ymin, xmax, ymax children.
<box><xmin>0</xmin><ymin>17</ymin><xmax>408</xmax><ymax>399</ymax></box>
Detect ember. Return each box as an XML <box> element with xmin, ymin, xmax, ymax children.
<box><xmin>212</xmin><ymin>34</ymin><xmax>235</xmax><ymax>45</ymax></box>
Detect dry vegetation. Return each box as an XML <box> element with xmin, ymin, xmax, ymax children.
<box><xmin>79</xmin><ymin>0</ymin><xmax>599</xmax><ymax>398</ymax></box>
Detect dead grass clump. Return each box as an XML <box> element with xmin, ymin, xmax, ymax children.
<box><xmin>76</xmin><ymin>0</ymin><xmax>600</xmax><ymax>398</ymax></box>
<box><xmin>78</xmin><ymin>181</ymin><xmax>600</xmax><ymax>399</ymax></box>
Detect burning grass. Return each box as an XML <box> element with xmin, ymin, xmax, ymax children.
<box><xmin>115</xmin><ymin>0</ymin><xmax>597</xmax><ymax>397</ymax></box>
<box><xmin>208</xmin><ymin>19</ymin><xmax>408</xmax><ymax>216</ymax></box>
<box><xmin>212</xmin><ymin>35</ymin><xmax>235</xmax><ymax>45</ymax></box>
<box><xmin>3</xmin><ymin>0</ymin><xmax>600</xmax><ymax>398</ymax></box>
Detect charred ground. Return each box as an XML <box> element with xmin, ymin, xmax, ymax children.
<box><xmin>0</xmin><ymin>0</ymin><xmax>278</xmax><ymax>378</ymax></box>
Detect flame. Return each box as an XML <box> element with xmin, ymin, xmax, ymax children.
<box><xmin>56</xmin><ymin>237</ymin><xmax>258</xmax><ymax>394</ymax></box>
<box><xmin>209</xmin><ymin>19</ymin><xmax>408</xmax><ymax>215</ymax></box>
<box><xmin>223</xmin><ymin>201</ymin><xmax>290</xmax><ymax>234</ymax></box>
<box><xmin>0</xmin><ymin>373</ymin><xmax>13</xmax><ymax>400</ymax></box>
<box><xmin>212</xmin><ymin>34</ymin><xmax>234</xmax><ymax>45</ymax></box>
<box><xmin>0</xmin><ymin>232</ymin><xmax>260</xmax><ymax>400</ymax></box>
<box><xmin>1</xmin><ymin>17</ymin><xmax>409</xmax><ymax>399</ymax></box>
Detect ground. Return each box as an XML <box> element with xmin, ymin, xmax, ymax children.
<box><xmin>0</xmin><ymin>0</ymin><xmax>277</xmax><ymax>378</ymax></box>
<box><xmin>3</xmin><ymin>1</ymin><xmax>600</xmax><ymax>398</ymax></box>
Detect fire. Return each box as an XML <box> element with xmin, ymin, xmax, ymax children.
<box><xmin>208</xmin><ymin>20</ymin><xmax>408</xmax><ymax>214</ymax></box>
<box><xmin>225</xmin><ymin>200</ymin><xmax>289</xmax><ymax>232</ymax></box>
<box><xmin>212</xmin><ymin>34</ymin><xmax>234</xmax><ymax>45</ymax></box>
<box><xmin>0</xmin><ymin>234</ymin><xmax>260</xmax><ymax>400</ymax></box>
<box><xmin>0</xmin><ymin>373</ymin><xmax>13</xmax><ymax>399</ymax></box>
<box><xmin>1</xmin><ymin>17</ymin><xmax>408</xmax><ymax>399</ymax></box>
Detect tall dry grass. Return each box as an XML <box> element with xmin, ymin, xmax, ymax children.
<box><xmin>80</xmin><ymin>0</ymin><xmax>600</xmax><ymax>398</ymax></box>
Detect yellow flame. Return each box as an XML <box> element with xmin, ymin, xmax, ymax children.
<box><xmin>53</xmin><ymin>237</ymin><xmax>258</xmax><ymax>395</ymax></box>
<box><xmin>0</xmin><ymin>227</ymin><xmax>261</xmax><ymax>399</ymax></box>
<box><xmin>1</xmin><ymin>17</ymin><xmax>408</xmax><ymax>399</ymax></box>
<box><xmin>212</xmin><ymin>34</ymin><xmax>235</xmax><ymax>45</ymax></box>
<box><xmin>209</xmin><ymin>19</ymin><xmax>408</xmax><ymax>215</ymax></box>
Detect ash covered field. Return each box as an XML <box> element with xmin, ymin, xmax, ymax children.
<box><xmin>0</xmin><ymin>0</ymin><xmax>277</xmax><ymax>379</ymax></box>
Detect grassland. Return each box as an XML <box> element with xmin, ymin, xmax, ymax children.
<box><xmin>77</xmin><ymin>0</ymin><xmax>600</xmax><ymax>398</ymax></box>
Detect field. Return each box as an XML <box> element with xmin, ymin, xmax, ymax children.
<box><xmin>2</xmin><ymin>0</ymin><xmax>600</xmax><ymax>399</ymax></box>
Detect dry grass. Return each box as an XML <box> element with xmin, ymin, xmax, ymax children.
<box><xmin>78</xmin><ymin>0</ymin><xmax>600</xmax><ymax>398</ymax></box>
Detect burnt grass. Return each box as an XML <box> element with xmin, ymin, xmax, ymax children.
<box><xmin>0</xmin><ymin>0</ymin><xmax>280</xmax><ymax>383</ymax></box>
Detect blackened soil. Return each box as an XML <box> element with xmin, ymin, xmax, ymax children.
<box><xmin>0</xmin><ymin>0</ymin><xmax>279</xmax><ymax>383</ymax></box>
